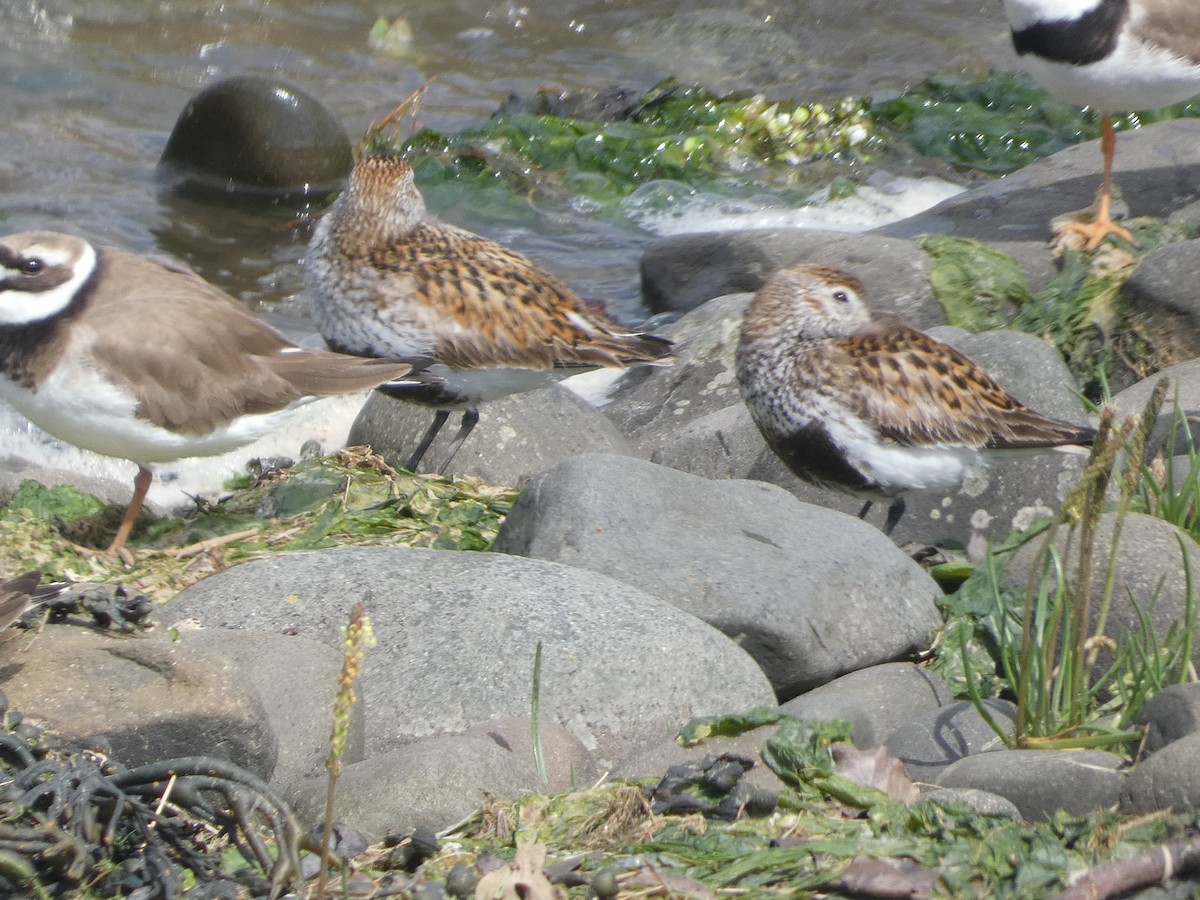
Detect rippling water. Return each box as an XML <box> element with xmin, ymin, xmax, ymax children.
<box><xmin>0</xmin><ymin>0</ymin><xmax>1016</xmax><ymax>503</ymax></box>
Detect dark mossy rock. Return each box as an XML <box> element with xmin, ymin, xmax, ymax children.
<box><xmin>158</xmin><ymin>75</ymin><xmax>352</xmax><ymax>199</ymax></box>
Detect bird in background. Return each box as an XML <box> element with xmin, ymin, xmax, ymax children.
<box><xmin>1003</xmin><ymin>0</ymin><xmax>1200</xmax><ymax>248</ymax></box>
<box><xmin>304</xmin><ymin>153</ymin><xmax>675</xmax><ymax>473</ymax></box>
<box><xmin>0</xmin><ymin>230</ymin><xmax>437</xmax><ymax>561</ymax></box>
<box><xmin>736</xmin><ymin>264</ymin><xmax>1097</xmax><ymax>535</ymax></box>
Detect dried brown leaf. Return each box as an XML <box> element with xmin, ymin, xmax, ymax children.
<box><xmin>474</xmin><ymin>843</ymin><xmax>561</xmax><ymax>900</ymax></box>
<box><xmin>831</xmin><ymin>743</ymin><xmax>919</xmax><ymax>803</ymax></box>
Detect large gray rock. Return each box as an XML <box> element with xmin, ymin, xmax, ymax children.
<box><xmin>0</xmin><ymin>628</ymin><xmax>276</xmax><ymax>779</ymax></box>
<box><xmin>164</xmin><ymin>546</ymin><xmax>775</xmax><ymax>767</ymax></box>
<box><xmin>640</xmin><ymin>231</ymin><xmax>941</xmax><ymax>323</ymax></box>
<box><xmin>1007</xmin><ymin>512</ymin><xmax>1200</xmax><ymax>677</ymax></box>
<box><xmin>176</xmin><ymin>630</ymin><xmax>363</xmax><ymax>808</ymax></box>
<box><xmin>158</xmin><ymin>75</ymin><xmax>351</xmax><ymax>199</ymax></box>
<box><xmin>1112</xmin><ymin>361</ymin><xmax>1200</xmax><ymax>455</ymax></box>
<box><xmin>492</xmin><ymin>454</ymin><xmax>942</xmax><ymax>698</ymax></box>
<box><xmin>295</xmin><ymin>732</ymin><xmax>537</xmax><ymax>840</ymax></box>
<box><xmin>886</xmin><ymin>700</ymin><xmax>1016</xmax><ymax>784</ymax></box>
<box><xmin>1135</xmin><ymin>683</ymin><xmax>1200</xmax><ymax>754</ymax></box>
<box><xmin>1121</xmin><ymin>732</ymin><xmax>1200</xmax><ymax>815</ymax></box>
<box><xmin>885</xmin><ymin>120</ymin><xmax>1200</xmax><ymax>247</ymax></box>
<box><xmin>936</xmin><ymin>749</ymin><xmax>1125</xmax><ymax>819</ymax></box>
<box><xmin>779</xmin><ymin>663</ymin><xmax>954</xmax><ymax>749</ymax></box>
<box><xmin>348</xmin><ymin>384</ymin><xmax>634</xmax><ymax>484</ymax></box>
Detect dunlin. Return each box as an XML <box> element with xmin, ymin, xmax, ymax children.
<box><xmin>304</xmin><ymin>153</ymin><xmax>674</xmax><ymax>472</ymax></box>
<box><xmin>736</xmin><ymin>264</ymin><xmax>1096</xmax><ymax>533</ymax></box>
<box><xmin>0</xmin><ymin>230</ymin><xmax>435</xmax><ymax>559</ymax></box>
<box><xmin>1003</xmin><ymin>0</ymin><xmax>1200</xmax><ymax>248</ymax></box>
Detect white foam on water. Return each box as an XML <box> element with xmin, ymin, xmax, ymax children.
<box><xmin>625</xmin><ymin>172</ymin><xmax>965</xmax><ymax>236</ymax></box>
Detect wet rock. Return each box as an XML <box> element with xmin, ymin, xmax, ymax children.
<box><xmin>1121</xmin><ymin>732</ymin><xmax>1200</xmax><ymax>815</ymax></box>
<box><xmin>1135</xmin><ymin>683</ymin><xmax>1200</xmax><ymax>754</ymax></box>
<box><xmin>158</xmin><ymin>75</ymin><xmax>352</xmax><ymax>199</ymax></box>
<box><xmin>347</xmin><ymin>384</ymin><xmax>634</xmax><ymax>484</ymax></box>
<box><xmin>887</xmin><ymin>119</ymin><xmax>1200</xmax><ymax>248</ymax></box>
<box><xmin>640</xmin><ymin>230</ymin><xmax>941</xmax><ymax>323</ymax></box>
<box><xmin>0</xmin><ymin>627</ymin><xmax>276</xmax><ymax>778</ymax></box>
<box><xmin>164</xmin><ymin>546</ymin><xmax>774</xmax><ymax>767</ymax></box>
<box><xmin>1006</xmin><ymin>513</ymin><xmax>1200</xmax><ymax>677</ymax></box>
<box><xmin>492</xmin><ymin>454</ymin><xmax>941</xmax><ymax>698</ymax></box>
<box><xmin>780</xmin><ymin>663</ymin><xmax>954</xmax><ymax>749</ymax></box>
<box><xmin>886</xmin><ymin>700</ymin><xmax>1016</xmax><ymax>784</ymax></box>
<box><xmin>936</xmin><ymin>749</ymin><xmax>1124</xmax><ymax>819</ymax></box>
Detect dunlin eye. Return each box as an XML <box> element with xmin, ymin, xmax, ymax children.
<box><xmin>832</xmin><ymin>290</ymin><xmax>850</xmax><ymax>303</ymax></box>
<box><xmin>20</xmin><ymin>258</ymin><xmax>43</xmax><ymax>275</ymax></box>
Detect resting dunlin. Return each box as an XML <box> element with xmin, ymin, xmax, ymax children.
<box><xmin>735</xmin><ymin>264</ymin><xmax>1096</xmax><ymax>533</ymax></box>
<box><xmin>304</xmin><ymin>154</ymin><xmax>674</xmax><ymax>472</ymax></box>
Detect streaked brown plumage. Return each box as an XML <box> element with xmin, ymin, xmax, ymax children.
<box><xmin>305</xmin><ymin>153</ymin><xmax>674</xmax><ymax>470</ymax></box>
<box><xmin>736</xmin><ymin>264</ymin><xmax>1096</xmax><ymax>533</ymax></box>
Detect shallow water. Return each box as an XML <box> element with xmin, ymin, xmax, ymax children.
<box><xmin>0</xmin><ymin>0</ymin><xmax>1017</xmax><ymax>504</ymax></box>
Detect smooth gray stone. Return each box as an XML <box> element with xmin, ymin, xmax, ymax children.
<box><xmin>176</xmin><ymin>630</ymin><xmax>362</xmax><ymax>808</ymax></box>
<box><xmin>885</xmin><ymin>120</ymin><xmax>1200</xmax><ymax>247</ymax></box>
<box><xmin>780</xmin><ymin>663</ymin><xmax>954</xmax><ymax>749</ymax></box>
<box><xmin>887</xmin><ymin>700</ymin><xmax>1015</xmax><ymax>784</ymax></box>
<box><xmin>158</xmin><ymin>75</ymin><xmax>351</xmax><ymax>198</ymax></box>
<box><xmin>165</xmin><ymin>546</ymin><xmax>775</xmax><ymax>766</ymax></box>
<box><xmin>1121</xmin><ymin>732</ymin><xmax>1200</xmax><ymax>815</ymax></box>
<box><xmin>294</xmin><ymin>732</ymin><xmax>536</xmax><ymax>839</ymax></box>
<box><xmin>639</xmin><ymin>231</ymin><xmax>940</xmax><ymax>323</ymax></box>
<box><xmin>1122</xmin><ymin>240</ymin><xmax>1200</xmax><ymax>368</ymax></box>
<box><xmin>937</xmin><ymin>749</ymin><xmax>1124</xmax><ymax>819</ymax></box>
<box><xmin>1136</xmin><ymin>683</ymin><xmax>1200</xmax><ymax>754</ymax></box>
<box><xmin>0</xmin><ymin>628</ymin><xmax>276</xmax><ymax>779</ymax></box>
<box><xmin>493</xmin><ymin>454</ymin><xmax>942</xmax><ymax>698</ymax></box>
<box><xmin>348</xmin><ymin>383</ymin><xmax>633</xmax><ymax>484</ymax></box>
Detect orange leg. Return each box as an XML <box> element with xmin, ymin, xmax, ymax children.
<box><xmin>108</xmin><ymin>466</ymin><xmax>152</xmax><ymax>564</ymax></box>
<box><xmin>1057</xmin><ymin>114</ymin><xmax>1137</xmax><ymax>250</ymax></box>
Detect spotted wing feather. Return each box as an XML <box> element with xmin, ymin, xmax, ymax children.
<box><xmin>826</xmin><ymin>319</ymin><xmax>1094</xmax><ymax>449</ymax></box>
<box><xmin>367</xmin><ymin>224</ymin><xmax>673</xmax><ymax>371</ymax></box>
<box><xmin>87</xmin><ymin>249</ymin><xmax>417</xmax><ymax>436</ymax></box>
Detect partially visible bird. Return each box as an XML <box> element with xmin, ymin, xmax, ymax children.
<box><xmin>0</xmin><ymin>570</ymin><xmax>66</xmax><ymax>640</ymax></box>
<box><xmin>304</xmin><ymin>153</ymin><xmax>675</xmax><ymax>472</ymax></box>
<box><xmin>735</xmin><ymin>264</ymin><xmax>1097</xmax><ymax>534</ymax></box>
<box><xmin>0</xmin><ymin>230</ymin><xmax>437</xmax><ymax>560</ymax></box>
<box><xmin>1003</xmin><ymin>0</ymin><xmax>1200</xmax><ymax>248</ymax></box>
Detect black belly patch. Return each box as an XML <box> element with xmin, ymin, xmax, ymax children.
<box><xmin>1011</xmin><ymin>0</ymin><xmax>1127</xmax><ymax>66</ymax></box>
<box><xmin>768</xmin><ymin>422</ymin><xmax>873</xmax><ymax>492</ymax></box>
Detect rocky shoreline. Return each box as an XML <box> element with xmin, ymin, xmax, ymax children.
<box><xmin>5</xmin><ymin>119</ymin><xmax>1200</xmax><ymax>852</ymax></box>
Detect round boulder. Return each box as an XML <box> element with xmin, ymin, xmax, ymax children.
<box><xmin>158</xmin><ymin>75</ymin><xmax>352</xmax><ymax>199</ymax></box>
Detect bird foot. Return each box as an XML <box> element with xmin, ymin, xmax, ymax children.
<box><xmin>1049</xmin><ymin>187</ymin><xmax>1136</xmax><ymax>253</ymax></box>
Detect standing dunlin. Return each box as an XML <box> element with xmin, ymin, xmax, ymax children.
<box><xmin>304</xmin><ymin>153</ymin><xmax>674</xmax><ymax>472</ymax></box>
<box><xmin>735</xmin><ymin>264</ymin><xmax>1096</xmax><ymax>534</ymax></box>
<box><xmin>0</xmin><ymin>230</ymin><xmax>435</xmax><ymax>560</ymax></box>
<box><xmin>1003</xmin><ymin>0</ymin><xmax>1200</xmax><ymax>248</ymax></box>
